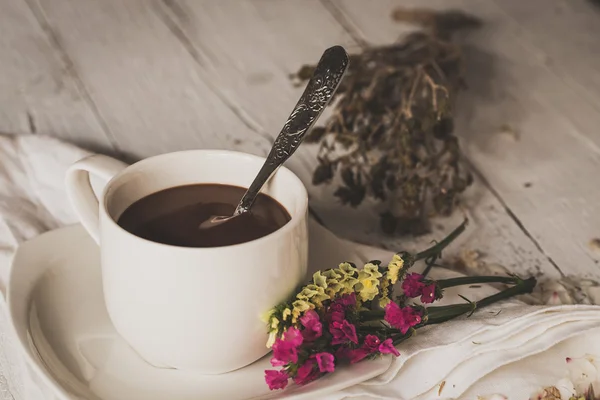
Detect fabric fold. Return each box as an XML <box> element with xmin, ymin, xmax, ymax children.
<box><xmin>1</xmin><ymin>133</ymin><xmax>600</xmax><ymax>400</ymax></box>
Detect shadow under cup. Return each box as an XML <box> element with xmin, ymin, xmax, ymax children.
<box><xmin>99</xmin><ymin>150</ymin><xmax>309</xmax><ymax>374</ymax></box>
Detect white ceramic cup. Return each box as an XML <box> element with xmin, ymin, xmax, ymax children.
<box><xmin>65</xmin><ymin>150</ymin><xmax>309</xmax><ymax>374</ymax></box>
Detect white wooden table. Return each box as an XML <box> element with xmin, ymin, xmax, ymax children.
<box><xmin>2</xmin><ymin>0</ymin><xmax>599</xmax><ymax>281</ymax></box>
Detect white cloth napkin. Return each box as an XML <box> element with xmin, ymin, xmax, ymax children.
<box><xmin>1</xmin><ymin>133</ymin><xmax>600</xmax><ymax>400</ymax></box>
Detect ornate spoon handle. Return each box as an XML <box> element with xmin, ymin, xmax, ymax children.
<box><xmin>234</xmin><ymin>45</ymin><xmax>349</xmax><ymax>215</ymax></box>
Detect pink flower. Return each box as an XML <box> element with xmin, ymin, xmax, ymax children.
<box><xmin>315</xmin><ymin>352</ymin><xmax>335</xmax><ymax>373</ymax></box>
<box><xmin>300</xmin><ymin>310</ymin><xmax>323</xmax><ymax>341</ymax></box>
<box><xmin>402</xmin><ymin>273</ymin><xmax>425</xmax><ymax>297</ymax></box>
<box><xmin>271</xmin><ymin>340</ymin><xmax>298</xmax><ymax>366</ymax></box>
<box><xmin>384</xmin><ymin>302</ymin><xmax>422</xmax><ymax>334</ymax></box>
<box><xmin>338</xmin><ymin>292</ymin><xmax>357</xmax><ymax>308</ymax></box>
<box><xmin>378</xmin><ymin>338</ymin><xmax>400</xmax><ymax>356</ymax></box>
<box><xmin>294</xmin><ymin>358</ymin><xmax>320</xmax><ymax>385</ymax></box>
<box><xmin>330</xmin><ymin>319</ymin><xmax>358</xmax><ymax>345</ymax></box>
<box><xmin>420</xmin><ymin>283</ymin><xmax>437</xmax><ymax>304</ymax></box>
<box><xmin>327</xmin><ymin>303</ymin><xmax>346</xmax><ymax>324</ymax></box>
<box><xmin>265</xmin><ymin>369</ymin><xmax>289</xmax><ymax>390</ymax></box>
<box><xmin>283</xmin><ymin>327</ymin><xmax>303</xmax><ymax>347</ymax></box>
<box><xmin>363</xmin><ymin>334</ymin><xmax>381</xmax><ymax>352</ymax></box>
<box><xmin>334</xmin><ymin>346</ymin><xmax>352</xmax><ymax>361</ymax></box>
<box><xmin>271</xmin><ymin>327</ymin><xmax>303</xmax><ymax>366</ymax></box>
<box><xmin>347</xmin><ymin>335</ymin><xmax>383</xmax><ymax>364</ymax></box>
<box><xmin>348</xmin><ymin>348</ymin><xmax>370</xmax><ymax>364</ymax></box>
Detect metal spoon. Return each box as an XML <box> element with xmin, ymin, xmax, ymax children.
<box><xmin>199</xmin><ymin>45</ymin><xmax>349</xmax><ymax>229</ymax></box>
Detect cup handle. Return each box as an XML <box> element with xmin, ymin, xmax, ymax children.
<box><xmin>65</xmin><ymin>154</ymin><xmax>129</xmax><ymax>244</ymax></box>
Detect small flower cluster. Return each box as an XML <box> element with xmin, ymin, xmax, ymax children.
<box><xmin>401</xmin><ymin>272</ymin><xmax>443</xmax><ymax>304</ymax></box>
<box><xmin>263</xmin><ymin>255</ymin><xmax>439</xmax><ymax>390</ymax></box>
<box><xmin>261</xmin><ymin>220</ymin><xmax>537</xmax><ymax>391</ymax></box>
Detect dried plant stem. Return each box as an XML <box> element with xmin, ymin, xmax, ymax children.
<box><xmin>296</xmin><ymin>8</ymin><xmax>481</xmax><ymax>236</ymax></box>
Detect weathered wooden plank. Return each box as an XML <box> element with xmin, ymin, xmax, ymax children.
<box><xmin>153</xmin><ymin>0</ymin><xmax>359</xmax><ymax>174</ymax></box>
<box><xmin>490</xmin><ymin>0</ymin><xmax>600</xmax><ymax>124</ymax></box>
<box><xmin>155</xmin><ymin>0</ymin><xmax>561</xmax><ymax>278</ymax></box>
<box><xmin>29</xmin><ymin>0</ymin><xmax>270</xmax><ymax>160</ymax></box>
<box><xmin>0</xmin><ymin>0</ymin><xmax>114</xmax><ymax>152</ymax></box>
<box><xmin>329</xmin><ymin>0</ymin><xmax>600</xmax><ymax>278</ymax></box>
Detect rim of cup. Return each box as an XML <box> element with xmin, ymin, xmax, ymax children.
<box><xmin>99</xmin><ymin>149</ymin><xmax>309</xmax><ymax>252</ymax></box>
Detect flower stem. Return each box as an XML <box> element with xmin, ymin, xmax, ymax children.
<box><xmin>392</xmin><ymin>328</ymin><xmax>415</xmax><ymax>346</ymax></box>
<box><xmin>425</xmin><ymin>276</ymin><xmax>536</xmax><ymax>324</ymax></box>
<box><xmin>436</xmin><ymin>275</ymin><xmax>521</xmax><ymax>289</ymax></box>
<box><xmin>415</xmin><ymin>219</ymin><xmax>468</xmax><ymax>262</ymax></box>
<box><xmin>475</xmin><ymin>277</ymin><xmax>536</xmax><ymax>308</ymax></box>
<box><xmin>358</xmin><ymin>326</ymin><xmax>401</xmax><ymax>334</ymax></box>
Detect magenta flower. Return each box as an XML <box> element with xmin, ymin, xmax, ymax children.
<box><xmin>271</xmin><ymin>340</ymin><xmax>297</xmax><ymax>366</ymax></box>
<box><xmin>283</xmin><ymin>327</ymin><xmax>303</xmax><ymax>347</ymax></box>
<box><xmin>300</xmin><ymin>310</ymin><xmax>323</xmax><ymax>341</ymax></box>
<box><xmin>402</xmin><ymin>273</ymin><xmax>425</xmax><ymax>297</ymax></box>
<box><xmin>330</xmin><ymin>319</ymin><xmax>358</xmax><ymax>345</ymax></box>
<box><xmin>420</xmin><ymin>283</ymin><xmax>437</xmax><ymax>304</ymax></box>
<box><xmin>338</xmin><ymin>292</ymin><xmax>357</xmax><ymax>308</ymax></box>
<box><xmin>348</xmin><ymin>348</ymin><xmax>371</xmax><ymax>364</ymax></box>
<box><xmin>294</xmin><ymin>358</ymin><xmax>320</xmax><ymax>385</ymax></box>
<box><xmin>363</xmin><ymin>334</ymin><xmax>381</xmax><ymax>352</ymax></box>
<box><xmin>327</xmin><ymin>302</ymin><xmax>346</xmax><ymax>324</ymax></box>
<box><xmin>315</xmin><ymin>352</ymin><xmax>335</xmax><ymax>373</ymax></box>
<box><xmin>334</xmin><ymin>346</ymin><xmax>352</xmax><ymax>361</ymax></box>
<box><xmin>384</xmin><ymin>302</ymin><xmax>422</xmax><ymax>334</ymax></box>
<box><xmin>271</xmin><ymin>327</ymin><xmax>303</xmax><ymax>366</ymax></box>
<box><xmin>378</xmin><ymin>338</ymin><xmax>400</xmax><ymax>356</ymax></box>
<box><xmin>265</xmin><ymin>369</ymin><xmax>289</xmax><ymax>390</ymax></box>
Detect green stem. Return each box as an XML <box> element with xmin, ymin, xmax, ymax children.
<box><xmin>415</xmin><ymin>219</ymin><xmax>468</xmax><ymax>262</ymax></box>
<box><xmin>421</xmin><ymin>255</ymin><xmax>439</xmax><ymax>278</ymax></box>
<box><xmin>475</xmin><ymin>277</ymin><xmax>536</xmax><ymax>308</ymax></box>
<box><xmin>436</xmin><ymin>275</ymin><xmax>520</xmax><ymax>289</ymax></box>
<box><xmin>360</xmin><ymin>311</ymin><xmax>385</xmax><ymax>321</ymax></box>
<box><xmin>425</xmin><ymin>277</ymin><xmax>536</xmax><ymax>324</ymax></box>
<box><xmin>358</xmin><ymin>326</ymin><xmax>401</xmax><ymax>334</ymax></box>
<box><xmin>392</xmin><ymin>328</ymin><xmax>415</xmax><ymax>346</ymax></box>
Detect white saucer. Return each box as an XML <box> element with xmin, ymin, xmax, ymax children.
<box><xmin>7</xmin><ymin>223</ymin><xmax>392</xmax><ymax>400</ymax></box>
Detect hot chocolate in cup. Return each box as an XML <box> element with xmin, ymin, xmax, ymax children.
<box><xmin>66</xmin><ymin>150</ymin><xmax>308</xmax><ymax>374</ymax></box>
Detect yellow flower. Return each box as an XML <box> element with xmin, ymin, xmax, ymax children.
<box><xmin>296</xmin><ymin>285</ymin><xmax>319</xmax><ymax>301</ymax></box>
<box><xmin>338</xmin><ymin>262</ymin><xmax>358</xmax><ymax>277</ymax></box>
<box><xmin>312</xmin><ymin>271</ymin><xmax>328</xmax><ymax>289</ymax></box>
<box><xmin>359</xmin><ymin>263</ymin><xmax>383</xmax><ymax>280</ymax></box>
<box><xmin>260</xmin><ymin>308</ymin><xmax>275</xmax><ymax>324</ymax></box>
<box><xmin>336</xmin><ymin>262</ymin><xmax>359</xmax><ymax>293</ymax></box>
<box><xmin>339</xmin><ymin>274</ymin><xmax>359</xmax><ymax>294</ymax></box>
<box><xmin>297</xmin><ymin>284</ymin><xmax>330</xmax><ymax>306</ymax></box>
<box><xmin>387</xmin><ymin>254</ymin><xmax>405</xmax><ymax>284</ymax></box>
<box><xmin>379</xmin><ymin>296</ymin><xmax>391</xmax><ymax>307</ymax></box>
<box><xmin>318</xmin><ymin>269</ymin><xmax>344</xmax><ymax>297</ymax></box>
<box><xmin>322</xmin><ymin>269</ymin><xmax>342</xmax><ymax>279</ymax></box>
<box><xmin>356</xmin><ymin>277</ymin><xmax>380</xmax><ymax>301</ymax></box>
<box><xmin>270</xmin><ymin>317</ymin><xmax>279</xmax><ymax>331</ymax></box>
<box><xmin>291</xmin><ymin>299</ymin><xmax>313</xmax><ymax>323</ymax></box>
<box><xmin>379</xmin><ymin>278</ymin><xmax>391</xmax><ymax>307</ymax></box>
<box><xmin>282</xmin><ymin>308</ymin><xmax>292</xmax><ymax>321</ymax></box>
<box><xmin>266</xmin><ymin>331</ymin><xmax>277</xmax><ymax>348</ymax></box>
<box><xmin>356</xmin><ymin>263</ymin><xmax>383</xmax><ymax>302</ymax></box>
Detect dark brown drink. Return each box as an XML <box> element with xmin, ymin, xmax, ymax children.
<box><xmin>117</xmin><ymin>184</ymin><xmax>291</xmax><ymax>248</ymax></box>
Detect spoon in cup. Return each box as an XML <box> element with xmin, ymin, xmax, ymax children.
<box><xmin>199</xmin><ymin>45</ymin><xmax>349</xmax><ymax>229</ymax></box>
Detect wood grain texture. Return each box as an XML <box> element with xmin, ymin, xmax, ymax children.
<box><xmin>329</xmin><ymin>0</ymin><xmax>600</xmax><ymax>278</ymax></box>
<box><xmin>153</xmin><ymin>0</ymin><xmax>562</xmax><ymax>278</ymax></box>
<box><xmin>29</xmin><ymin>0</ymin><xmax>271</xmax><ymax>160</ymax></box>
<box><xmin>490</xmin><ymin>0</ymin><xmax>600</xmax><ymax>122</ymax></box>
<box><xmin>3</xmin><ymin>0</ymin><xmax>595</xmax><ymax>279</ymax></box>
<box><xmin>0</xmin><ymin>0</ymin><xmax>114</xmax><ymax>152</ymax></box>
